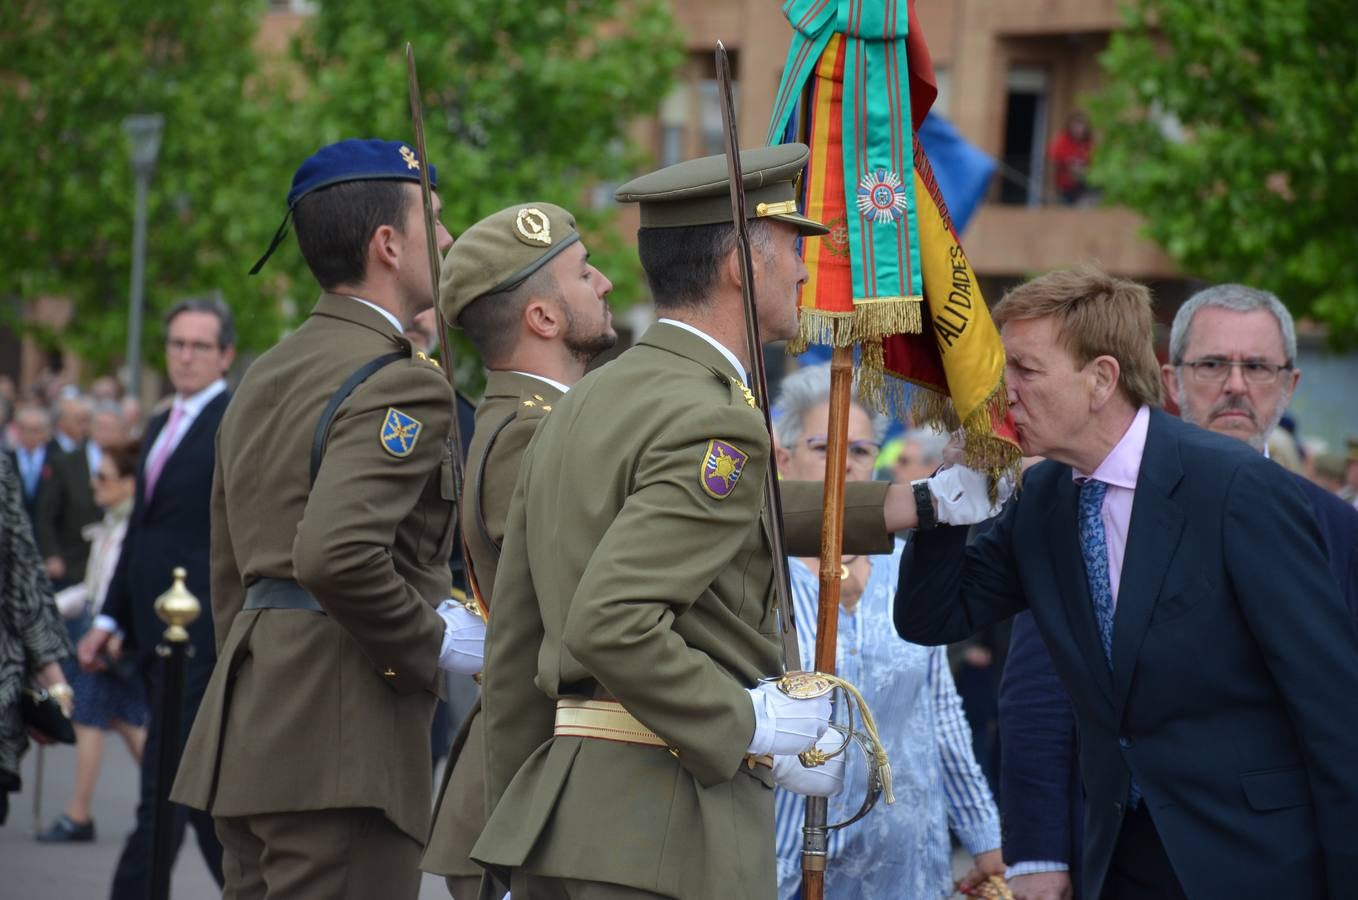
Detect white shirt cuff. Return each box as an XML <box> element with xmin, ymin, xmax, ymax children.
<box><xmin>93</xmin><ymin>614</ymin><xmax>122</xmax><ymax>636</ymax></box>
<box><xmin>1006</xmin><ymin>860</ymin><xmax>1070</xmax><ymax>879</ymax></box>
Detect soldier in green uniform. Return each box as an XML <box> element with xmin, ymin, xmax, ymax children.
<box><xmin>472</xmin><ymin>144</ymin><xmax>956</xmax><ymax>899</ymax></box>
<box><xmin>171</xmin><ymin>139</ymin><xmax>487</xmax><ymax>900</ymax></box>
<box><xmin>421</xmin><ymin>202</ymin><xmax>616</xmax><ymax>898</ymax></box>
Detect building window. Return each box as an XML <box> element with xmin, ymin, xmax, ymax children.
<box><xmin>997</xmin><ymin>66</ymin><xmax>1049</xmax><ymax>207</ymax></box>
<box><xmin>654</xmin><ymin>51</ymin><xmax>738</xmax><ymax>167</ymax></box>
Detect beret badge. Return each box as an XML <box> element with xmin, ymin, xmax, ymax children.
<box><xmin>514</xmin><ymin>208</ymin><xmax>553</xmax><ymax>246</ymax></box>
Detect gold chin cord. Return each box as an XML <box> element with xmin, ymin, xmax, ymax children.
<box><xmin>774</xmin><ymin>670</ymin><xmax>895</xmax><ymax>829</ymax></box>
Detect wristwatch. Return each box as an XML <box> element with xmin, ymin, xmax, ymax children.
<box><xmin>911</xmin><ymin>479</ymin><xmax>939</xmax><ymax>531</ymax></box>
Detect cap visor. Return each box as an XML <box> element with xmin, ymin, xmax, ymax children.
<box><xmin>774</xmin><ymin>212</ymin><xmax>830</xmax><ymax>237</ymax></box>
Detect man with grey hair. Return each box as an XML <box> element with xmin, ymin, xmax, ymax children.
<box><xmin>997</xmin><ymin>282</ymin><xmax>1358</xmax><ymax>900</ymax></box>
<box><xmin>37</xmin><ymin>394</ymin><xmax>101</xmax><ymax>587</ymax></box>
<box><xmin>1162</xmin><ymin>282</ymin><xmax>1358</xmax><ymax>618</ymax></box>
<box><xmin>1164</xmin><ymin>283</ymin><xmax>1298</xmax><ymax>452</ymax></box>
<box><xmin>5</xmin><ymin>404</ymin><xmax>58</xmax><ymax>526</ymax></box>
<box><xmin>893</xmin><ymin>427</ymin><xmax>950</xmax><ymax>484</ymax></box>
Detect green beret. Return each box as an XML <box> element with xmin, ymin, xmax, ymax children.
<box><xmin>440</xmin><ymin>202</ymin><xmax>580</xmax><ymax>325</ymax></box>
<box><xmin>614</xmin><ymin>143</ymin><xmax>827</xmax><ymax>236</ymax></box>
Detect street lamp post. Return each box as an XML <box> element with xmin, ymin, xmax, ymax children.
<box><xmin>123</xmin><ymin>113</ymin><xmax>164</xmax><ymax>402</ymax></box>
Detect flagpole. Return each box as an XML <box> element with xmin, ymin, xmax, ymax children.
<box><xmin>800</xmin><ymin>344</ymin><xmax>854</xmax><ymax>900</ymax></box>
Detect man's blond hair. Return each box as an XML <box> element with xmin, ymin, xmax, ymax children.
<box><xmin>993</xmin><ymin>264</ymin><xmax>1163</xmax><ymax>409</ymax></box>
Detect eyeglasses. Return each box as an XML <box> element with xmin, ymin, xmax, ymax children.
<box><xmin>802</xmin><ymin>436</ymin><xmax>881</xmax><ymax>465</ymax></box>
<box><xmin>166</xmin><ymin>338</ymin><xmax>219</xmax><ymax>357</ymax></box>
<box><xmin>1179</xmin><ymin>358</ymin><xmax>1292</xmax><ymax>385</ymax></box>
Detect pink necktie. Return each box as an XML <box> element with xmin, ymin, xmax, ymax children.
<box><xmin>144</xmin><ymin>403</ymin><xmax>185</xmax><ymax>500</ymax></box>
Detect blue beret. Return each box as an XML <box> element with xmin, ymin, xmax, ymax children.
<box><xmin>286</xmin><ymin>138</ymin><xmax>438</xmax><ymax>208</ymax></box>
<box><xmin>251</xmin><ymin>138</ymin><xmax>438</xmax><ymax>275</ymax></box>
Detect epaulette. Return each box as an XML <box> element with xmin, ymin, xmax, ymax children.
<box><xmin>707</xmin><ymin>366</ymin><xmax>758</xmax><ymax>410</ymax></box>
<box><xmin>517</xmin><ymin>388</ymin><xmax>554</xmax><ymax>418</ymax></box>
<box><xmin>412</xmin><ymin>349</ymin><xmax>442</xmax><ymax>370</ymax></box>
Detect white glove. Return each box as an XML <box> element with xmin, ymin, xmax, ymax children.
<box><xmin>772</xmin><ymin>730</ymin><xmax>847</xmax><ymax>797</ymax></box>
<box><xmin>927</xmin><ymin>465</ymin><xmax>1015</xmax><ymax>526</ymax></box>
<box><xmin>746</xmin><ymin>681</ymin><xmax>832</xmax><ymax>757</ymax></box>
<box><xmin>436</xmin><ymin>600</ymin><xmax>486</xmax><ymax>675</ymax></box>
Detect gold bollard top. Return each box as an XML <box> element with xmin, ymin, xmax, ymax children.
<box><xmin>154</xmin><ymin>566</ymin><xmax>200</xmax><ymax>643</ymax></box>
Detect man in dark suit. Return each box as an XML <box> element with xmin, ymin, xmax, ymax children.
<box><xmin>6</xmin><ymin>404</ymin><xmax>60</xmax><ymax>526</ymax></box>
<box><xmin>78</xmin><ymin>295</ymin><xmax>235</xmax><ymax>900</ymax></box>
<box><xmin>993</xmin><ymin>283</ymin><xmax>1358</xmax><ymax>900</ymax></box>
<box><xmin>895</xmin><ymin>266</ymin><xmax>1358</xmax><ymax>900</ymax></box>
<box><xmin>36</xmin><ymin>396</ymin><xmax>103</xmax><ymax>588</ymax></box>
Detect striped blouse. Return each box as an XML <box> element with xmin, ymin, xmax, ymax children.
<box><xmin>773</xmin><ymin>539</ymin><xmax>1001</xmax><ymax>899</ymax></box>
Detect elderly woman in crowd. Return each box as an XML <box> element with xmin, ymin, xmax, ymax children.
<box><xmin>770</xmin><ymin>364</ymin><xmax>1003</xmax><ymax>899</ymax></box>
<box><xmin>0</xmin><ymin>453</ymin><xmax>74</xmax><ymax>825</ymax></box>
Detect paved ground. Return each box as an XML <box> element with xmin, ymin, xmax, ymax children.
<box><xmin>3</xmin><ymin>727</ymin><xmax>976</xmax><ymax>898</ymax></box>
<box><xmin>0</xmin><ymin>739</ymin><xmax>451</xmax><ymax>899</ymax></box>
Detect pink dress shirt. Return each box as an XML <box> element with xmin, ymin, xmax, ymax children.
<box><xmin>1072</xmin><ymin>405</ymin><xmax>1150</xmax><ymax>606</ymax></box>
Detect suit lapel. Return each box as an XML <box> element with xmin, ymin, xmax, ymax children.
<box><xmin>1048</xmin><ymin>473</ymin><xmax>1115</xmax><ymax>705</ymax></box>
<box><xmin>144</xmin><ymin>392</ymin><xmax>228</xmax><ymax>511</ymax></box>
<box><xmin>1110</xmin><ymin>410</ymin><xmax>1184</xmax><ymax>721</ymax></box>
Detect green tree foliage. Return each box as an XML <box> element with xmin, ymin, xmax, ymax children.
<box><xmin>0</xmin><ymin>0</ymin><xmax>294</xmax><ymax>367</ymax></box>
<box><xmin>282</xmin><ymin>0</ymin><xmax>683</xmax><ymax>384</ymax></box>
<box><xmin>2</xmin><ymin>0</ymin><xmax>682</xmax><ymax>379</ymax></box>
<box><xmin>1091</xmin><ymin>0</ymin><xmax>1358</xmax><ymax>341</ymax></box>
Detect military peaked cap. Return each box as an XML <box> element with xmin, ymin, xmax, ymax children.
<box><xmin>614</xmin><ymin>143</ymin><xmax>827</xmax><ymax>236</ymax></box>
<box><xmin>251</xmin><ymin>138</ymin><xmax>439</xmax><ymax>274</ymax></box>
<box><xmin>440</xmin><ymin>202</ymin><xmax>580</xmax><ymax>325</ymax></box>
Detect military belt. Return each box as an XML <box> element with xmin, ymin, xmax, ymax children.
<box><xmin>553</xmin><ymin>697</ymin><xmax>773</xmax><ymax>769</ymax></box>
<box><xmin>243</xmin><ymin>578</ymin><xmax>326</xmax><ymax>615</ymax></box>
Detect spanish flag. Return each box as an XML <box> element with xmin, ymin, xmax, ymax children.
<box><xmin>767</xmin><ymin>0</ymin><xmax>1019</xmax><ymax>474</ymax></box>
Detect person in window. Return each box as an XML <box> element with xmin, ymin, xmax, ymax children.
<box><xmin>1048</xmin><ymin>111</ymin><xmax>1093</xmax><ymax>206</ymax></box>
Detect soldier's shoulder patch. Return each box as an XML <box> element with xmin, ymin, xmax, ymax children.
<box><xmin>699</xmin><ymin>439</ymin><xmax>749</xmax><ymax>500</ymax></box>
<box><xmin>380</xmin><ymin>407</ymin><xmax>423</xmax><ymax>458</ymax></box>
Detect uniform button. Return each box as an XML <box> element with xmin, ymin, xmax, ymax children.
<box><xmin>1118</xmin><ymin>736</ymin><xmax>1131</xmax><ymax>748</ymax></box>
<box><xmin>1113</xmin><ymin>801</ymin><xmax>1124</xmax><ymax>815</ymax></box>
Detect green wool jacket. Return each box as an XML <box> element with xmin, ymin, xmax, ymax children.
<box><xmin>172</xmin><ymin>294</ymin><xmax>455</xmax><ymax>843</ymax></box>
<box><xmin>472</xmin><ymin>322</ymin><xmax>892</xmax><ymax>898</ymax></box>
<box><xmin>423</xmin><ymin>370</ymin><xmax>560</xmax><ymax>878</ymax></box>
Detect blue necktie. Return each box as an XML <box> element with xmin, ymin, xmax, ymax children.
<box><xmin>1078</xmin><ymin>479</ymin><xmax>1115</xmax><ymax>665</ymax></box>
<box><xmin>1078</xmin><ymin>478</ymin><xmax>1141</xmax><ymax>807</ymax></box>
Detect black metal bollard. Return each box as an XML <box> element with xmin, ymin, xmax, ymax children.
<box><xmin>150</xmin><ymin>567</ymin><xmax>200</xmax><ymax>900</ymax></box>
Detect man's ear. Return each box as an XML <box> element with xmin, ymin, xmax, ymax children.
<box><xmin>1161</xmin><ymin>363</ymin><xmax>1181</xmax><ymax>407</ymax></box>
<box><xmin>774</xmin><ymin>444</ymin><xmax>793</xmax><ymax>471</ymax></box>
<box><xmin>1088</xmin><ymin>355</ymin><xmax>1122</xmax><ymax>409</ymax></box>
<box><xmin>522</xmin><ymin>298</ymin><xmax>562</xmax><ymax>340</ymax></box>
<box><xmin>722</xmin><ymin>244</ymin><xmax>745</xmax><ymax>293</ymax></box>
<box><xmin>368</xmin><ymin>223</ymin><xmax>400</xmax><ymax>272</ymax></box>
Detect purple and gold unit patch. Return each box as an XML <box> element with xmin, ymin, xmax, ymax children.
<box><xmin>700</xmin><ymin>439</ymin><xmax>749</xmax><ymax>500</ymax></box>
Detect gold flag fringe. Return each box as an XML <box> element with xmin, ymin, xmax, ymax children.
<box><xmin>788</xmin><ymin>296</ymin><xmax>923</xmax><ymax>356</ymax></box>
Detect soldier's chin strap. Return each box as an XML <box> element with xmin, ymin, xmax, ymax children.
<box><xmin>249</xmin><ymin>208</ymin><xmax>293</xmax><ymax>275</ymax></box>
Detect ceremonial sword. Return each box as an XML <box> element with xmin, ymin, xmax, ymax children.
<box><xmin>405</xmin><ymin>43</ymin><xmax>487</xmax><ymax>620</ymax></box>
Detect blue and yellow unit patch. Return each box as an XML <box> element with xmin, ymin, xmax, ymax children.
<box><xmin>380</xmin><ymin>407</ymin><xmax>423</xmax><ymax>458</ymax></box>
<box><xmin>700</xmin><ymin>439</ymin><xmax>749</xmax><ymax>500</ymax></box>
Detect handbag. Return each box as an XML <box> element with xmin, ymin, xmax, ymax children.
<box><xmin>20</xmin><ymin>687</ymin><xmax>76</xmax><ymax>744</ymax></box>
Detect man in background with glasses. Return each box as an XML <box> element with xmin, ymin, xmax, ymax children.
<box><xmin>79</xmin><ymin>295</ymin><xmax>233</xmax><ymax>899</ymax></box>
<box><xmin>1163</xmin><ymin>283</ymin><xmax>1358</xmax><ymax>619</ymax></box>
